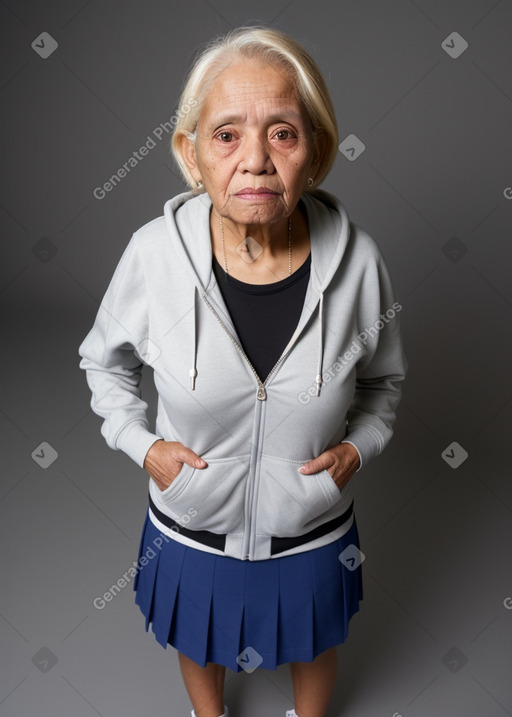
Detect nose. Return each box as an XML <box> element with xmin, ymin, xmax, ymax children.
<box><xmin>239</xmin><ymin>133</ymin><xmax>275</xmax><ymax>175</ymax></box>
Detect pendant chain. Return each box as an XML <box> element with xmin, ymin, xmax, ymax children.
<box><xmin>219</xmin><ymin>215</ymin><xmax>292</xmax><ymax>276</ymax></box>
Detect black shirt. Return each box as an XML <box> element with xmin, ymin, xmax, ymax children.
<box><xmin>212</xmin><ymin>252</ymin><xmax>311</xmax><ymax>382</ymax></box>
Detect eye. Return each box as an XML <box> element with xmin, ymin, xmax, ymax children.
<box><xmin>274</xmin><ymin>129</ymin><xmax>295</xmax><ymax>140</ymax></box>
<box><xmin>216</xmin><ymin>131</ymin><xmax>234</xmax><ymax>142</ymax></box>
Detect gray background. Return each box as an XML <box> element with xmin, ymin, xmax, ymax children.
<box><xmin>1</xmin><ymin>0</ymin><xmax>511</xmax><ymax>715</ymax></box>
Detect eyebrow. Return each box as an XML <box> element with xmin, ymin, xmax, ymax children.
<box><xmin>209</xmin><ymin>110</ymin><xmax>304</xmax><ymax>131</ymax></box>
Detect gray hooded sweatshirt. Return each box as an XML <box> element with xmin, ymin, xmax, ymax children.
<box><xmin>78</xmin><ymin>189</ymin><xmax>407</xmax><ymax>561</ymax></box>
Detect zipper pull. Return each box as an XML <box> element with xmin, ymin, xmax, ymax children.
<box><xmin>257</xmin><ymin>385</ymin><xmax>267</xmax><ymax>401</ymax></box>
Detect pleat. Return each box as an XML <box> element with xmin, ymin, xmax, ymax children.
<box><xmin>133</xmin><ymin>512</ymin><xmax>165</xmax><ymax>632</ymax></box>
<box><xmin>310</xmin><ymin>538</ymin><xmax>347</xmax><ymax>653</ymax></box>
<box><xmin>340</xmin><ymin>519</ymin><xmax>364</xmax><ymax>628</ymax></box>
<box><xmin>276</xmin><ymin>550</ymin><xmax>315</xmax><ymax>664</ymax></box>
<box><xmin>169</xmin><ymin>544</ymin><xmax>217</xmax><ymax>666</ymax></box>
<box><xmin>148</xmin><ymin>534</ymin><xmax>186</xmax><ymax>648</ymax></box>
<box><xmin>132</xmin><ymin>511</ymin><xmax>149</xmax><ymax>593</ymax></box>
<box><xmin>240</xmin><ymin>558</ymin><xmax>280</xmax><ymax>671</ymax></box>
<box><xmin>207</xmin><ymin>555</ymin><xmax>246</xmax><ymax>669</ymax></box>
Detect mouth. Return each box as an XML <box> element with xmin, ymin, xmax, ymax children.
<box><xmin>235</xmin><ymin>187</ymin><xmax>280</xmax><ymax>199</ymax></box>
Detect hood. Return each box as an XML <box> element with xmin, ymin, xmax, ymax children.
<box><xmin>163</xmin><ymin>188</ymin><xmax>352</xmax><ymax>396</ymax></box>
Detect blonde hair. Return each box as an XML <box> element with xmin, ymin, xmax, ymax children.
<box><xmin>170</xmin><ymin>27</ymin><xmax>339</xmax><ymax>191</ymax></box>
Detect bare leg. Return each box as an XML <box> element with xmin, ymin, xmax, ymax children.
<box><xmin>289</xmin><ymin>646</ymin><xmax>338</xmax><ymax>717</ymax></box>
<box><xmin>178</xmin><ymin>651</ymin><xmax>226</xmax><ymax>717</ymax></box>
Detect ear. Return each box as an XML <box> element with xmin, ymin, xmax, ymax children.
<box><xmin>178</xmin><ymin>132</ymin><xmax>203</xmax><ymax>185</ymax></box>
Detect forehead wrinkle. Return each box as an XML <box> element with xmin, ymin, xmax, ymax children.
<box><xmin>212</xmin><ymin>60</ymin><xmax>295</xmax><ymax>93</ymax></box>
<box><xmin>201</xmin><ymin>90</ymin><xmax>305</xmax><ymax>132</ymax></box>
<box><xmin>205</xmin><ymin>107</ymin><xmax>305</xmax><ymax>130</ymax></box>
<box><xmin>211</xmin><ymin>82</ymin><xmax>297</xmax><ymax>109</ymax></box>
<box><xmin>200</xmin><ymin>62</ymin><xmax>302</xmax><ymax>126</ymax></box>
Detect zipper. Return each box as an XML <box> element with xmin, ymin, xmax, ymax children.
<box><xmin>201</xmin><ymin>285</ymin><xmax>322</xmax><ymax>557</ymax></box>
<box><xmin>202</xmin><ymin>292</ymin><xmax>287</xmax><ymax>400</ymax></box>
<box><xmin>202</xmin><ymin>291</ymin><xmax>289</xmax><ymax>559</ymax></box>
<box><xmin>243</xmin><ymin>398</ymin><xmax>264</xmax><ymax>558</ymax></box>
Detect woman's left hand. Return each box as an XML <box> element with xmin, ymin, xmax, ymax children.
<box><xmin>299</xmin><ymin>443</ymin><xmax>361</xmax><ymax>492</ymax></box>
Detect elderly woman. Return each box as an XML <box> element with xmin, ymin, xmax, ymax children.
<box><xmin>79</xmin><ymin>26</ymin><xmax>406</xmax><ymax>717</ymax></box>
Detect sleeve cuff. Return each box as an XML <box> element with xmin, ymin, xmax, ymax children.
<box><xmin>340</xmin><ymin>440</ymin><xmax>363</xmax><ymax>472</ymax></box>
<box><xmin>341</xmin><ymin>424</ymin><xmax>385</xmax><ymax>472</ymax></box>
<box><xmin>115</xmin><ymin>421</ymin><xmax>163</xmax><ymax>469</ymax></box>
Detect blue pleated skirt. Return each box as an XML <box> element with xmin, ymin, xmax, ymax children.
<box><xmin>133</xmin><ymin>509</ymin><xmax>363</xmax><ymax>671</ymax></box>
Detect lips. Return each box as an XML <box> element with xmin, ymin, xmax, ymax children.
<box><xmin>235</xmin><ymin>187</ymin><xmax>279</xmax><ymax>195</ymax></box>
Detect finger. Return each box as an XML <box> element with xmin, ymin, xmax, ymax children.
<box><xmin>298</xmin><ymin>456</ymin><xmax>331</xmax><ymax>475</ymax></box>
<box><xmin>177</xmin><ymin>447</ymin><xmax>207</xmax><ymax>469</ymax></box>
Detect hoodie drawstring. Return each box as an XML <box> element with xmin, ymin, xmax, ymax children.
<box><xmin>315</xmin><ymin>292</ymin><xmax>324</xmax><ymax>397</ymax></box>
<box><xmin>189</xmin><ymin>287</ymin><xmax>198</xmax><ymax>390</ymax></box>
<box><xmin>189</xmin><ymin>287</ymin><xmax>326</xmax><ymax>398</ymax></box>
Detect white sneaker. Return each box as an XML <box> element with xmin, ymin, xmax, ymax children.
<box><xmin>191</xmin><ymin>706</ymin><xmax>229</xmax><ymax>717</ymax></box>
<box><xmin>286</xmin><ymin>710</ymin><xmax>298</xmax><ymax>717</ymax></box>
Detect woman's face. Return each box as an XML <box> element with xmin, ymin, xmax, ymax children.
<box><xmin>183</xmin><ymin>59</ymin><xmax>321</xmax><ymax>227</ymax></box>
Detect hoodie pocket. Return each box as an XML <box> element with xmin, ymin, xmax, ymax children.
<box><xmin>154</xmin><ymin>455</ymin><xmax>250</xmax><ymax>534</ymax></box>
<box><xmin>155</xmin><ymin>461</ymin><xmax>195</xmax><ymax>501</ymax></box>
<box><xmin>256</xmin><ymin>455</ymin><xmax>342</xmax><ymax>537</ymax></box>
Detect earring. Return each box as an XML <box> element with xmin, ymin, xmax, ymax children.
<box><xmin>197</xmin><ymin>180</ymin><xmax>203</xmax><ymax>188</ymax></box>
<box><xmin>307</xmin><ymin>177</ymin><xmax>314</xmax><ymax>187</ymax></box>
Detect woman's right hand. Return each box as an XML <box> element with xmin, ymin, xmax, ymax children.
<box><xmin>143</xmin><ymin>439</ymin><xmax>207</xmax><ymax>492</ymax></box>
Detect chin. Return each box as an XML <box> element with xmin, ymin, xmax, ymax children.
<box><xmin>238</xmin><ymin>210</ymin><xmax>286</xmax><ymax>227</ymax></box>
<box><xmin>224</xmin><ymin>200</ymin><xmax>288</xmax><ymax>226</ymax></box>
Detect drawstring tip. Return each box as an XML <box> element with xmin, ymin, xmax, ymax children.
<box><xmin>315</xmin><ymin>374</ymin><xmax>322</xmax><ymax>397</ymax></box>
<box><xmin>189</xmin><ymin>368</ymin><xmax>197</xmax><ymax>390</ymax></box>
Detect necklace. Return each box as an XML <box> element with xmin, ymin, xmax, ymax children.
<box><xmin>219</xmin><ymin>215</ymin><xmax>292</xmax><ymax>276</ymax></box>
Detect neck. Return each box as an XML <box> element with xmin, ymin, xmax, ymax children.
<box><xmin>210</xmin><ymin>203</ymin><xmax>310</xmax><ymax>284</ymax></box>
<box><xmin>211</xmin><ymin>209</ymin><xmax>290</xmax><ymax>255</ymax></box>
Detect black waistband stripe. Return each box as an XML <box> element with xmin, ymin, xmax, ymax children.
<box><xmin>148</xmin><ymin>493</ymin><xmax>354</xmax><ymax>557</ymax></box>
